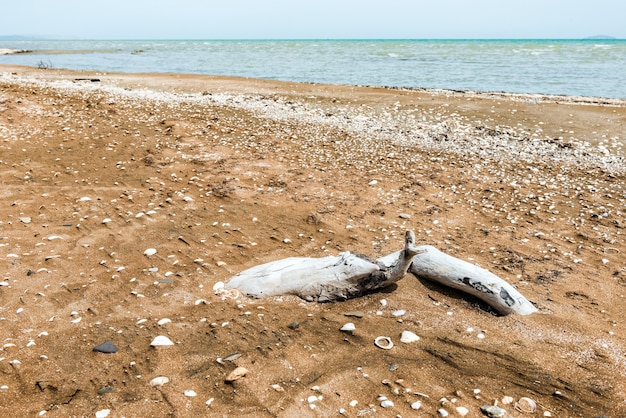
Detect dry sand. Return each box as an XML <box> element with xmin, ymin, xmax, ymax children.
<box><xmin>1</xmin><ymin>64</ymin><xmax>626</xmax><ymax>417</ymax></box>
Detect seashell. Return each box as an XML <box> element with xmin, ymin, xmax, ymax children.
<box><xmin>149</xmin><ymin>376</ymin><xmax>170</xmax><ymax>387</ymax></box>
<box><xmin>392</xmin><ymin>309</ymin><xmax>405</xmax><ymax>317</ymax></box>
<box><xmin>213</xmin><ymin>281</ymin><xmax>225</xmax><ymax>292</ymax></box>
<box><xmin>456</xmin><ymin>406</ymin><xmax>469</xmax><ymax>417</ymax></box>
<box><xmin>411</xmin><ymin>401</ymin><xmax>422</xmax><ymax>410</ymax></box>
<box><xmin>374</xmin><ymin>336</ymin><xmax>393</xmax><ymax>350</ymax></box>
<box><xmin>150</xmin><ymin>335</ymin><xmax>174</xmax><ymax>346</ymax></box>
<box><xmin>183</xmin><ymin>389</ymin><xmax>197</xmax><ymax>397</ymax></box>
<box><xmin>157</xmin><ymin>318</ymin><xmax>171</xmax><ymax>326</ymax></box>
<box><xmin>95</xmin><ymin>409</ymin><xmax>110</xmax><ymax>418</ymax></box>
<box><xmin>515</xmin><ymin>397</ymin><xmax>537</xmax><ymax>413</ymax></box>
<box><xmin>144</xmin><ymin>248</ymin><xmax>157</xmax><ymax>256</ymax></box>
<box><xmin>400</xmin><ymin>330</ymin><xmax>420</xmax><ymax>343</ymax></box>
<box><xmin>380</xmin><ymin>399</ymin><xmax>394</xmax><ymax>408</ymax></box>
<box><xmin>340</xmin><ymin>322</ymin><xmax>356</xmax><ymax>332</ymax></box>
<box><xmin>102</xmin><ymin>218</ymin><xmax>112</xmax><ymax>224</ymax></box>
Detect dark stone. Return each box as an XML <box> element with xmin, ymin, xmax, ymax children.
<box><xmin>97</xmin><ymin>386</ymin><xmax>115</xmax><ymax>395</ymax></box>
<box><xmin>93</xmin><ymin>341</ymin><xmax>118</xmax><ymax>354</ymax></box>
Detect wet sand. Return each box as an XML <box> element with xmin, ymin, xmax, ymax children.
<box><xmin>1</xmin><ymin>64</ymin><xmax>626</xmax><ymax>417</ymax></box>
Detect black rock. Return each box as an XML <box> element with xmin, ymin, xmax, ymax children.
<box><xmin>93</xmin><ymin>341</ymin><xmax>118</xmax><ymax>354</ymax></box>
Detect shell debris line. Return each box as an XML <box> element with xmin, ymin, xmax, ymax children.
<box><xmin>0</xmin><ymin>68</ymin><xmax>624</xmax><ymax>417</ymax></box>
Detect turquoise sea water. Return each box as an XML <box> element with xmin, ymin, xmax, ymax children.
<box><xmin>1</xmin><ymin>39</ymin><xmax>625</xmax><ymax>98</ymax></box>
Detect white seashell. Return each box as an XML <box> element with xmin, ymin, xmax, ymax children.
<box><xmin>340</xmin><ymin>322</ymin><xmax>356</xmax><ymax>332</ymax></box>
<box><xmin>392</xmin><ymin>309</ymin><xmax>405</xmax><ymax>317</ymax></box>
<box><xmin>150</xmin><ymin>335</ymin><xmax>174</xmax><ymax>346</ymax></box>
<box><xmin>380</xmin><ymin>399</ymin><xmax>394</xmax><ymax>408</ymax></box>
<box><xmin>149</xmin><ymin>376</ymin><xmax>170</xmax><ymax>387</ymax></box>
<box><xmin>95</xmin><ymin>409</ymin><xmax>110</xmax><ymax>418</ymax></box>
<box><xmin>79</xmin><ymin>196</ymin><xmax>92</xmax><ymax>202</ymax></box>
<box><xmin>438</xmin><ymin>409</ymin><xmax>449</xmax><ymax>417</ymax></box>
<box><xmin>157</xmin><ymin>318</ymin><xmax>171</xmax><ymax>326</ymax></box>
<box><xmin>213</xmin><ymin>281</ymin><xmax>225</xmax><ymax>292</ymax></box>
<box><xmin>515</xmin><ymin>397</ymin><xmax>537</xmax><ymax>413</ymax></box>
<box><xmin>456</xmin><ymin>406</ymin><xmax>469</xmax><ymax>416</ymax></box>
<box><xmin>144</xmin><ymin>248</ymin><xmax>157</xmax><ymax>256</ymax></box>
<box><xmin>400</xmin><ymin>330</ymin><xmax>420</xmax><ymax>343</ymax></box>
<box><xmin>102</xmin><ymin>218</ymin><xmax>112</xmax><ymax>224</ymax></box>
<box><xmin>501</xmin><ymin>395</ymin><xmax>514</xmax><ymax>405</ymax></box>
<box><xmin>379</xmin><ymin>299</ymin><xmax>387</xmax><ymax>307</ymax></box>
<box><xmin>411</xmin><ymin>401</ymin><xmax>422</xmax><ymax>410</ymax></box>
<box><xmin>184</xmin><ymin>389</ymin><xmax>197</xmax><ymax>397</ymax></box>
<box><xmin>307</xmin><ymin>395</ymin><xmax>318</xmax><ymax>403</ymax></box>
<box><xmin>205</xmin><ymin>398</ymin><xmax>214</xmax><ymax>406</ymax></box>
<box><xmin>374</xmin><ymin>336</ymin><xmax>393</xmax><ymax>350</ymax></box>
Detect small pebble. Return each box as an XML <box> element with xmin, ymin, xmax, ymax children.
<box><xmin>411</xmin><ymin>401</ymin><xmax>422</xmax><ymax>410</ymax></box>
<box><xmin>438</xmin><ymin>408</ymin><xmax>449</xmax><ymax>417</ymax></box>
<box><xmin>93</xmin><ymin>341</ymin><xmax>118</xmax><ymax>353</ymax></box>
<box><xmin>480</xmin><ymin>405</ymin><xmax>506</xmax><ymax>418</ymax></box>
<box><xmin>144</xmin><ymin>248</ymin><xmax>157</xmax><ymax>256</ymax></box>
<box><xmin>344</xmin><ymin>311</ymin><xmax>364</xmax><ymax>318</ymax></box>
<box><xmin>225</xmin><ymin>366</ymin><xmax>248</xmax><ymax>383</ymax></box>
<box><xmin>184</xmin><ymin>389</ymin><xmax>197</xmax><ymax>397</ymax></box>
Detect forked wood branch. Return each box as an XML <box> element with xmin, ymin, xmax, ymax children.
<box><xmin>225</xmin><ymin>231</ymin><xmax>537</xmax><ymax>315</ymax></box>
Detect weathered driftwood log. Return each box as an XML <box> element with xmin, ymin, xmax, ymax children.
<box><xmin>379</xmin><ymin>246</ymin><xmax>537</xmax><ymax>315</ymax></box>
<box><xmin>225</xmin><ymin>230</ymin><xmax>422</xmax><ymax>302</ymax></box>
<box><xmin>225</xmin><ymin>231</ymin><xmax>537</xmax><ymax>315</ymax></box>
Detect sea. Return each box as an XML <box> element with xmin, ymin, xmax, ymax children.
<box><xmin>1</xmin><ymin>39</ymin><xmax>625</xmax><ymax>99</ymax></box>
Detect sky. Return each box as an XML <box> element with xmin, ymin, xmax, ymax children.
<box><xmin>2</xmin><ymin>0</ymin><xmax>625</xmax><ymax>40</ymax></box>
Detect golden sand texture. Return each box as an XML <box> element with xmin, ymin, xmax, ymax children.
<box><xmin>1</xmin><ymin>65</ymin><xmax>626</xmax><ymax>417</ymax></box>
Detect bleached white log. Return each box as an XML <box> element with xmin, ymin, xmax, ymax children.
<box><xmin>379</xmin><ymin>246</ymin><xmax>537</xmax><ymax>315</ymax></box>
<box><xmin>226</xmin><ymin>231</ymin><xmax>537</xmax><ymax>315</ymax></box>
<box><xmin>225</xmin><ymin>231</ymin><xmax>422</xmax><ymax>302</ymax></box>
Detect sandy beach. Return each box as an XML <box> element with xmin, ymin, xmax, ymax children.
<box><xmin>1</xmin><ymin>64</ymin><xmax>626</xmax><ymax>417</ymax></box>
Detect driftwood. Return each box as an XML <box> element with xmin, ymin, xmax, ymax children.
<box><xmin>225</xmin><ymin>231</ymin><xmax>537</xmax><ymax>315</ymax></box>
<box><xmin>379</xmin><ymin>246</ymin><xmax>537</xmax><ymax>315</ymax></box>
<box><xmin>225</xmin><ymin>231</ymin><xmax>421</xmax><ymax>302</ymax></box>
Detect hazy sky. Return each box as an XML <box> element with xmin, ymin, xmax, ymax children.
<box><xmin>3</xmin><ymin>0</ymin><xmax>625</xmax><ymax>39</ymax></box>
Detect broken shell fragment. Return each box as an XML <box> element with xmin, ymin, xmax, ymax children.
<box><xmin>400</xmin><ymin>330</ymin><xmax>420</xmax><ymax>343</ymax></box>
<box><xmin>150</xmin><ymin>376</ymin><xmax>170</xmax><ymax>387</ymax></box>
<box><xmin>144</xmin><ymin>248</ymin><xmax>157</xmax><ymax>256</ymax></box>
<box><xmin>515</xmin><ymin>397</ymin><xmax>537</xmax><ymax>413</ymax></box>
<box><xmin>340</xmin><ymin>322</ymin><xmax>356</xmax><ymax>332</ymax></box>
<box><xmin>374</xmin><ymin>336</ymin><xmax>393</xmax><ymax>350</ymax></box>
<box><xmin>150</xmin><ymin>335</ymin><xmax>174</xmax><ymax>346</ymax></box>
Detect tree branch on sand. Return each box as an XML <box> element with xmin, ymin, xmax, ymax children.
<box><xmin>223</xmin><ymin>231</ymin><xmax>537</xmax><ymax>316</ymax></box>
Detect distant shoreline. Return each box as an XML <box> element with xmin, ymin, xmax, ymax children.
<box><xmin>0</xmin><ymin>48</ymin><xmax>31</xmax><ymax>55</ymax></box>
